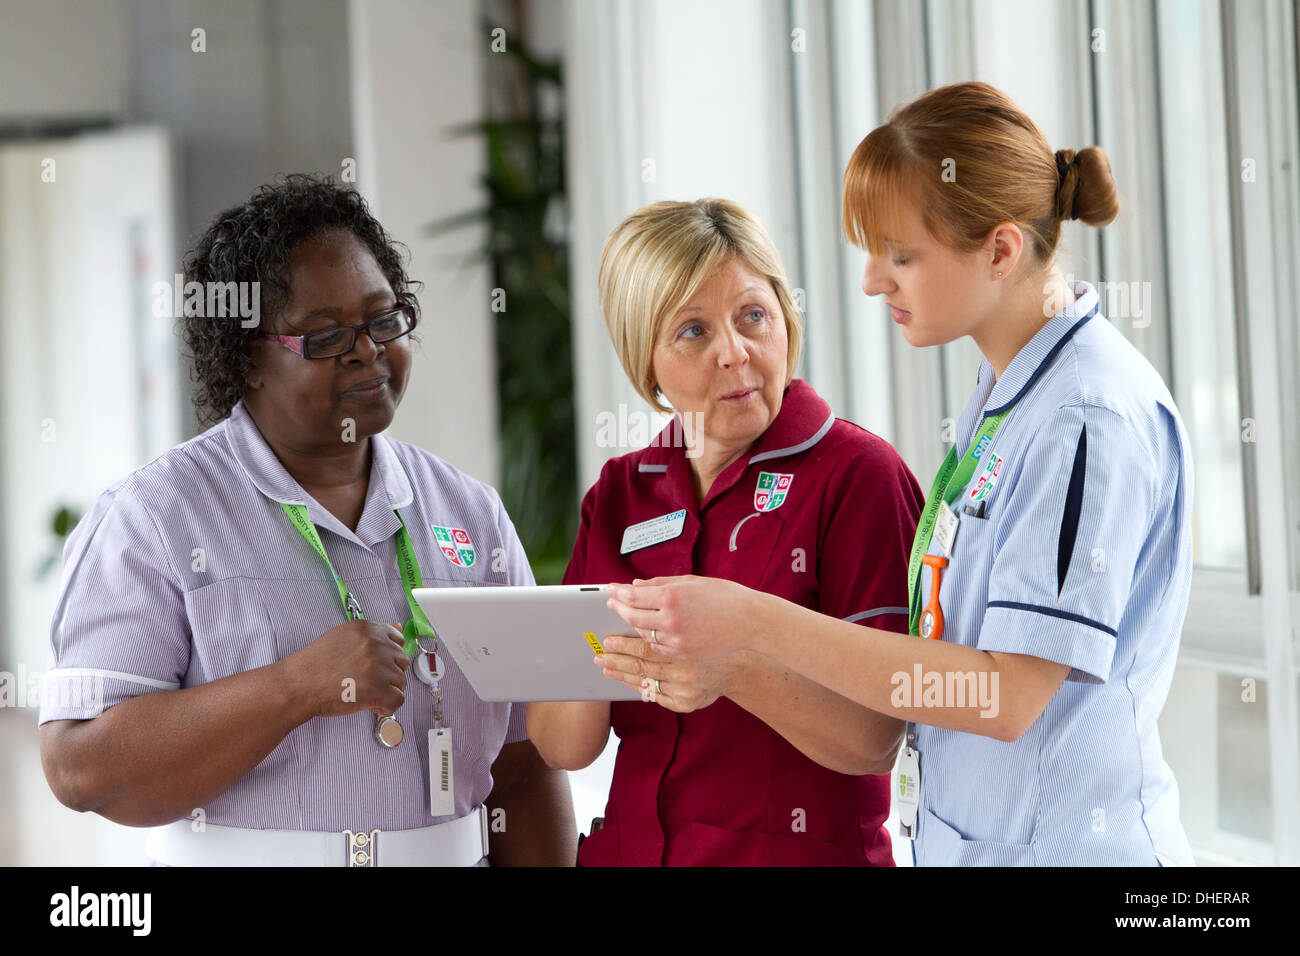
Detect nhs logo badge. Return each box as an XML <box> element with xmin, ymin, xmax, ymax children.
<box><xmin>969</xmin><ymin>452</ymin><xmax>1005</xmax><ymax>502</ymax></box>
<box><xmin>620</xmin><ymin>509</ymin><xmax>688</xmax><ymax>554</ymax></box>
<box><xmin>970</xmin><ymin>434</ymin><xmax>991</xmax><ymax>461</ymax></box>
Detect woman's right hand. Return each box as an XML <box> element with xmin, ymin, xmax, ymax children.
<box><xmin>279</xmin><ymin>620</ymin><xmax>409</xmax><ymax>720</ymax></box>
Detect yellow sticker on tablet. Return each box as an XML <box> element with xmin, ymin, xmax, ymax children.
<box><xmin>584</xmin><ymin>631</ymin><xmax>605</xmax><ymax>654</ymax></box>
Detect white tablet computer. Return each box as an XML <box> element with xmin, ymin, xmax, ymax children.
<box><xmin>411</xmin><ymin>585</ymin><xmax>644</xmax><ymax>702</ymax></box>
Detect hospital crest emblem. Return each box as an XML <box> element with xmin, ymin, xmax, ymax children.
<box><xmin>969</xmin><ymin>452</ymin><xmax>1004</xmax><ymax>502</ymax></box>
<box><xmin>754</xmin><ymin>472</ymin><xmax>794</xmax><ymax>512</ymax></box>
<box><xmin>432</xmin><ymin>525</ymin><xmax>476</xmax><ymax>568</ymax></box>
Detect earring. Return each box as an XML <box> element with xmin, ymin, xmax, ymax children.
<box><xmin>995</xmin><ymin>271</ymin><xmax>1003</xmax><ymax>279</ymax></box>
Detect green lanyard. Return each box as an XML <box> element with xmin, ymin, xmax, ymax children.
<box><xmin>280</xmin><ymin>503</ymin><xmax>437</xmax><ymax>659</ymax></box>
<box><xmin>905</xmin><ymin>409</ymin><xmax>1011</xmax><ymax>635</ymax></box>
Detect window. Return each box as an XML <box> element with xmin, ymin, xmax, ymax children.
<box><xmin>791</xmin><ymin>0</ymin><xmax>1300</xmax><ymax>864</ymax></box>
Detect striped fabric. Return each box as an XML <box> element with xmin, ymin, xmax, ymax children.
<box><xmin>40</xmin><ymin>399</ymin><xmax>532</xmax><ymax>834</ymax></box>
<box><xmin>911</xmin><ymin>280</ymin><xmax>1195</xmax><ymax>865</ymax></box>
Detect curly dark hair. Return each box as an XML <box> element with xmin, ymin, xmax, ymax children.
<box><xmin>180</xmin><ymin>173</ymin><xmax>421</xmax><ymax>427</ymax></box>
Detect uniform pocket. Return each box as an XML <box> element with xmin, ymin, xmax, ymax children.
<box><xmin>184</xmin><ymin>578</ymin><xmax>304</xmax><ymax>779</ymax></box>
<box><xmin>918</xmin><ymin>805</ymin><xmax>1035</xmax><ymax>866</ymax></box>
<box><xmin>185</xmin><ymin>578</ymin><xmax>280</xmax><ymax>681</ymax></box>
<box><xmin>951</xmin><ymin>508</ymin><xmax>994</xmax><ymax>561</ymax></box>
<box><xmin>716</xmin><ymin>511</ymin><xmax>784</xmax><ymax>589</ymax></box>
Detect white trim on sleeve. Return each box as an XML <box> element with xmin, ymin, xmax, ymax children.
<box><xmin>42</xmin><ymin>668</ymin><xmax>181</xmax><ymax>690</ymax></box>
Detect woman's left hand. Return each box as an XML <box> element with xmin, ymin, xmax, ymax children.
<box><xmin>604</xmin><ymin>575</ymin><xmax>761</xmax><ymax>662</ymax></box>
<box><xmin>594</xmin><ymin>635</ymin><xmax>742</xmax><ymax>713</ymax></box>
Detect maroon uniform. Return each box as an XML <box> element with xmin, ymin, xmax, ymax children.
<box><xmin>568</xmin><ymin>379</ymin><xmax>924</xmax><ymax>865</ymax></box>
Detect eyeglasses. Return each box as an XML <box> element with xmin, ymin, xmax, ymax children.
<box><xmin>265</xmin><ymin>304</ymin><xmax>418</xmax><ymax>359</ymax></box>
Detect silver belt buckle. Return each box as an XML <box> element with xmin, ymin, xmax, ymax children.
<box><xmin>343</xmin><ymin>828</ymin><xmax>381</xmax><ymax>866</ymax></box>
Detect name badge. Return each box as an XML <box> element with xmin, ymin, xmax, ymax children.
<box><xmin>897</xmin><ymin>745</ymin><xmax>922</xmax><ymax>840</ymax></box>
<box><xmin>429</xmin><ymin>727</ymin><xmax>454</xmax><ymax>817</ymax></box>
<box><xmin>933</xmin><ymin>503</ymin><xmax>959</xmax><ymax>557</ymax></box>
<box><xmin>620</xmin><ymin>509</ymin><xmax>687</xmax><ymax>554</ymax></box>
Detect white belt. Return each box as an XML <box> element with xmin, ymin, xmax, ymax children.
<box><xmin>145</xmin><ymin>806</ymin><xmax>489</xmax><ymax>867</ymax></box>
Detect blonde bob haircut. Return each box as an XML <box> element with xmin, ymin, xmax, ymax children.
<box><xmin>598</xmin><ymin>198</ymin><xmax>804</xmax><ymax>414</ymax></box>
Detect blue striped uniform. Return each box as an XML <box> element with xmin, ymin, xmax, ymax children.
<box><xmin>912</xmin><ymin>280</ymin><xmax>1195</xmax><ymax>866</ymax></box>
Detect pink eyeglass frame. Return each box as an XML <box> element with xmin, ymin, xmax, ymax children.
<box><xmin>265</xmin><ymin>304</ymin><xmax>418</xmax><ymax>358</ymax></box>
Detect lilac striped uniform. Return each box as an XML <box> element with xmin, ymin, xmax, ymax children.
<box><xmin>39</xmin><ymin>399</ymin><xmax>531</xmax><ymax>837</ymax></box>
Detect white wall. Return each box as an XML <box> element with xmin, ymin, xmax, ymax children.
<box><xmin>348</xmin><ymin>0</ymin><xmax>499</xmax><ymax>486</ymax></box>
<box><xmin>0</xmin><ymin>0</ymin><xmax>129</xmax><ymax>123</ymax></box>
<box><xmin>565</xmin><ymin>0</ymin><xmax>800</xmax><ymax>493</ymax></box>
<box><xmin>0</xmin><ymin>127</ymin><xmax>178</xmax><ymax>866</ymax></box>
<box><xmin>0</xmin><ymin>128</ymin><xmax>179</xmax><ymax>672</ymax></box>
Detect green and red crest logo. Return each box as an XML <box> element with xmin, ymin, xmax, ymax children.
<box><xmin>754</xmin><ymin>471</ymin><xmax>794</xmax><ymax>512</ymax></box>
<box><xmin>969</xmin><ymin>451</ymin><xmax>1005</xmax><ymax>502</ymax></box>
<box><xmin>432</xmin><ymin>525</ymin><xmax>476</xmax><ymax>568</ymax></box>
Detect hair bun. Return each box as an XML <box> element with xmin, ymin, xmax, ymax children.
<box><xmin>1054</xmin><ymin>149</ymin><xmax>1079</xmax><ymax>220</ymax></box>
<box><xmin>1056</xmin><ymin>146</ymin><xmax>1119</xmax><ymax>226</ymax></box>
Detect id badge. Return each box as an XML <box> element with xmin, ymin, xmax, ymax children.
<box><xmin>897</xmin><ymin>745</ymin><xmax>922</xmax><ymax>840</ymax></box>
<box><xmin>429</xmin><ymin>727</ymin><xmax>454</xmax><ymax>817</ymax></box>
<box><xmin>620</xmin><ymin>509</ymin><xmax>687</xmax><ymax>554</ymax></box>
<box><xmin>933</xmin><ymin>503</ymin><xmax>959</xmax><ymax>557</ymax></box>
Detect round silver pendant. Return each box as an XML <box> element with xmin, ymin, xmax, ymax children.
<box><xmin>374</xmin><ymin>714</ymin><xmax>404</xmax><ymax>748</ymax></box>
<box><xmin>919</xmin><ymin>611</ymin><xmax>934</xmax><ymax>639</ymax></box>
